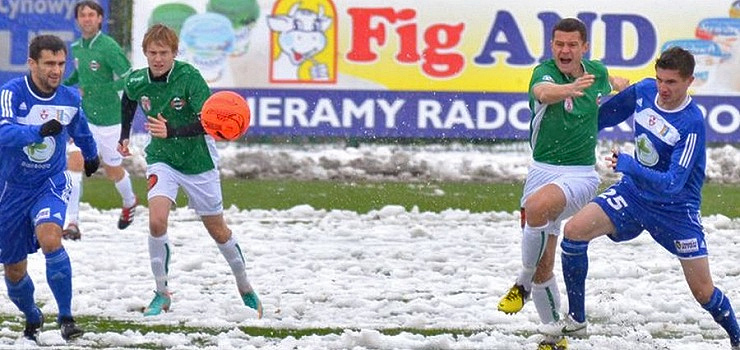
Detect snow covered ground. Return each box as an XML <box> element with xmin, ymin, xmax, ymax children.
<box><xmin>0</xmin><ymin>141</ymin><xmax>738</xmax><ymax>349</ymax></box>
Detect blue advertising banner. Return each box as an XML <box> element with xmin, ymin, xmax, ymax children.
<box><xmin>0</xmin><ymin>0</ymin><xmax>110</xmax><ymax>83</ymax></box>
<box><xmin>234</xmin><ymin>89</ymin><xmax>740</xmax><ymax>142</ymax></box>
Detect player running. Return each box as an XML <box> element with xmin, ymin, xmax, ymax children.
<box><xmin>63</xmin><ymin>0</ymin><xmax>137</xmax><ymax>239</ymax></box>
<box><xmin>0</xmin><ymin>35</ymin><xmax>99</xmax><ymax>344</ymax></box>
<box><xmin>118</xmin><ymin>24</ymin><xmax>262</xmax><ymax>318</ymax></box>
<box><xmin>541</xmin><ymin>46</ymin><xmax>740</xmax><ymax>350</ymax></box>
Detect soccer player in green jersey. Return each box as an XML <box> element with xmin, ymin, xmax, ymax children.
<box><xmin>117</xmin><ymin>24</ymin><xmax>262</xmax><ymax>318</ymax></box>
<box><xmin>63</xmin><ymin>1</ymin><xmax>138</xmax><ymax>239</ymax></box>
<box><xmin>496</xmin><ymin>18</ymin><xmax>628</xmax><ymax>350</ymax></box>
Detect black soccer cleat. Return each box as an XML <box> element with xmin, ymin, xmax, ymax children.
<box><xmin>59</xmin><ymin>316</ymin><xmax>84</xmax><ymax>341</ymax></box>
<box><xmin>23</xmin><ymin>309</ymin><xmax>44</xmax><ymax>344</ymax></box>
<box><xmin>118</xmin><ymin>197</ymin><xmax>138</xmax><ymax>230</ymax></box>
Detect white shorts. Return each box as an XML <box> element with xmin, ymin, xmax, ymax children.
<box><xmin>521</xmin><ymin>161</ymin><xmax>600</xmax><ymax>235</ymax></box>
<box><xmin>88</xmin><ymin>124</ymin><xmax>124</xmax><ymax>166</ymax></box>
<box><xmin>146</xmin><ymin>163</ymin><xmax>224</xmax><ymax>216</ymax></box>
<box><xmin>66</xmin><ymin>139</ymin><xmax>80</xmax><ymax>154</ymax></box>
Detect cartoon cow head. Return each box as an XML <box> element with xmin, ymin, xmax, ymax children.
<box><xmin>267</xmin><ymin>4</ymin><xmax>332</xmax><ymax>66</ymax></box>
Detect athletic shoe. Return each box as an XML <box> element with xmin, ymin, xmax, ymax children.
<box><xmin>143</xmin><ymin>291</ymin><xmax>171</xmax><ymax>316</ymax></box>
<box><xmin>23</xmin><ymin>308</ymin><xmax>44</xmax><ymax>344</ymax></box>
<box><xmin>539</xmin><ymin>314</ymin><xmax>588</xmax><ymax>337</ymax></box>
<box><xmin>118</xmin><ymin>197</ymin><xmax>138</xmax><ymax>230</ymax></box>
<box><xmin>242</xmin><ymin>290</ymin><xmax>263</xmax><ymax>319</ymax></box>
<box><xmin>497</xmin><ymin>284</ymin><xmax>530</xmax><ymax>314</ymax></box>
<box><xmin>537</xmin><ymin>336</ymin><xmax>568</xmax><ymax>350</ymax></box>
<box><xmin>59</xmin><ymin>316</ymin><xmax>84</xmax><ymax>341</ymax></box>
<box><xmin>62</xmin><ymin>223</ymin><xmax>81</xmax><ymax>240</ymax></box>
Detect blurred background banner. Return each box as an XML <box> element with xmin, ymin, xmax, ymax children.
<box><xmin>0</xmin><ymin>0</ymin><xmax>111</xmax><ymax>82</ymax></box>
<box><xmin>2</xmin><ymin>0</ymin><xmax>738</xmax><ymax>141</ymax></box>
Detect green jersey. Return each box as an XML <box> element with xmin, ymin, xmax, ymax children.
<box><xmin>527</xmin><ymin>59</ymin><xmax>612</xmax><ymax>166</ymax></box>
<box><xmin>124</xmin><ymin>61</ymin><xmax>214</xmax><ymax>174</ymax></box>
<box><xmin>64</xmin><ymin>31</ymin><xmax>131</xmax><ymax>126</ymax></box>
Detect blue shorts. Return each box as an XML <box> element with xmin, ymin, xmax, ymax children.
<box><xmin>0</xmin><ymin>172</ymin><xmax>69</xmax><ymax>265</ymax></box>
<box><xmin>594</xmin><ymin>181</ymin><xmax>707</xmax><ymax>259</ymax></box>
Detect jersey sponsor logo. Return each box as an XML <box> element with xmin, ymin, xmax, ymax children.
<box><xmin>634</xmin><ymin>108</ymin><xmax>680</xmax><ymax>146</ymax></box>
<box><xmin>141</xmin><ymin>96</ymin><xmax>151</xmax><ymax>113</ymax></box>
<box><xmin>34</xmin><ymin>208</ymin><xmax>51</xmax><ymax>223</ymax></box>
<box><xmin>89</xmin><ymin>60</ymin><xmax>100</xmax><ymax>72</ymax></box>
<box><xmin>23</xmin><ymin>137</ymin><xmax>57</xmax><ymax>163</ymax></box>
<box><xmin>40</xmin><ymin>108</ymin><xmax>50</xmax><ymax>120</ymax></box>
<box><xmin>129</xmin><ymin>75</ymin><xmax>144</xmax><ymax>84</ymax></box>
<box><xmin>635</xmin><ymin>133</ymin><xmax>659</xmax><ymax>166</ymax></box>
<box><xmin>674</xmin><ymin>238</ymin><xmax>699</xmax><ymax>254</ymax></box>
<box><xmin>171</xmin><ymin>97</ymin><xmax>186</xmax><ymax>110</ymax></box>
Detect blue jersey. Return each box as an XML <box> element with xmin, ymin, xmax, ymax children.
<box><xmin>598</xmin><ymin>78</ymin><xmax>706</xmax><ymax>208</ymax></box>
<box><xmin>0</xmin><ymin>75</ymin><xmax>97</xmax><ymax>187</ymax></box>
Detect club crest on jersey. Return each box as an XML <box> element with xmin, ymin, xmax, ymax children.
<box><xmin>635</xmin><ymin>133</ymin><xmax>659</xmax><ymax>166</ymax></box>
<box><xmin>170</xmin><ymin>97</ymin><xmax>185</xmax><ymax>110</ymax></box>
<box><xmin>564</xmin><ymin>97</ymin><xmax>574</xmax><ymax>112</ymax></box>
<box><xmin>141</xmin><ymin>96</ymin><xmax>151</xmax><ymax>112</ymax></box>
<box><xmin>89</xmin><ymin>60</ymin><xmax>100</xmax><ymax>71</ymax></box>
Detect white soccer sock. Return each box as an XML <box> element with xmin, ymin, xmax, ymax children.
<box><xmin>64</xmin><ymin>170</ymin><xmax>83</xmax><ymax>227</ymax></box>
<box><xmin>115</xmin><ymin>170</ymin><xmax>137</xmax><ymax>208</ymax></box>
<box><xmin>148</xmin><ymin>234</ymin><xmax>170</xmax><ymax>293</ymax></box>
<box><xmin>516</xmin><ymin>223</ymin><xmax>549</xmax><ymax>291</ymax></box>
<box><xmin>532</xmin><ymin>276</ymin><xmax>561</xmax><ymax>324</ymax></box>
<box><xmin>217</xmin><ymin>236</ymin><xmax>253</xmax><ymax>295</ymax></box>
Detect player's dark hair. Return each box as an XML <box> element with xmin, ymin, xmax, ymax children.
<box><xmin>552</xmin><ymin>18</ymin><xmax>588</xmax><ymax>43</ymax></box>
<box><xmin>28</xmin><ymin>35</ymin><xmax>67</xmax><ymax>61</ymax></box>
<box><xmin>656</xmin><ymin>47</ymin><xmax>695</xmax><ymax>79</ymax></box>
<box><xmin>75</xmin><ymin>1</ymin><xmax>105</xmax><ymax>30</ymax></box>
<box><xmin>142</xmin><ymin>24</ymin><xmax>179</xmax><ymax>54</ymax></box>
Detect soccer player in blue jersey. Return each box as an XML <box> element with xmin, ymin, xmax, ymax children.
<box><xmin>0</xmin><ymin>35</ymin><xmax>100</xmax><ymax>344</ymax></box>
<box><xmin>541</xmin><ymin>47</ymin><xmax>740</xmax><ymax>349</ymax></box>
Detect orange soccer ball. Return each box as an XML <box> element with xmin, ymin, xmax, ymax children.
<box><xmin>200</xmin><ymin>91</ymin><xmax>250</xmax><ymax>141</ymax></box>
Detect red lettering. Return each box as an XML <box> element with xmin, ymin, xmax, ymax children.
<box><xmin>347</xmin><ymin>7</ymin><xmax>464</xmax><ymax>78</ymax></box>
<box><xmin>422</xmin><ymin>23</ymin><xmax>465</xmax><ymax>77</ymax></box>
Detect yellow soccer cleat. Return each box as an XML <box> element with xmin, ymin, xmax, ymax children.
<box><xmin>497</xmin><ymin>284</ymin><xmax>530</xmax><ymax>314</ymax></box>
<box><xmin>537</xmin><ymin>336</ymin><xmax>567</xmax><ymax>350</ymax></box>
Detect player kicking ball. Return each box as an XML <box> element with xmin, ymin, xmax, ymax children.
<box><xmin>541</xmin><ymin>47</ymin><xmax>740</xmax><ymax>349</ymax></box>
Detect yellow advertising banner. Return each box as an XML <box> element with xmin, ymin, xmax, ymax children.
<box><xmin>132</xmin><ymin>0</ymin><xmax>740</xmax><ymax>94</ymax></box>
<box><xmin>130</xmin><ymin>0</ymin><xmax>740</xmax><ymax>141</ymax></box>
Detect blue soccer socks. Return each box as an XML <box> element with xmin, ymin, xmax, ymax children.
<box><xmin>702</xmin><ymin>287</ymin><xmax>740</xmax><ymax>347</ymax></box>
<box><xmin>561</xmin><ymin>238</ymin><xmax>589</xmax><ymax>323</ymax></box>
<box><xmin>5</xmin><ymin>274</ymin><xmax>42</xmax><ymax>324</ymax></box>
<box><xmin>45</xmin><ymin>248</ymin><xmax>73</xmax><ymax>320</ymax></box>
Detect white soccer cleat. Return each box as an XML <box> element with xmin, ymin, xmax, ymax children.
<box><xmin>539</xmin><ymin>314</ymin><xmax>587</xmax><ymax>337</ymax></box>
